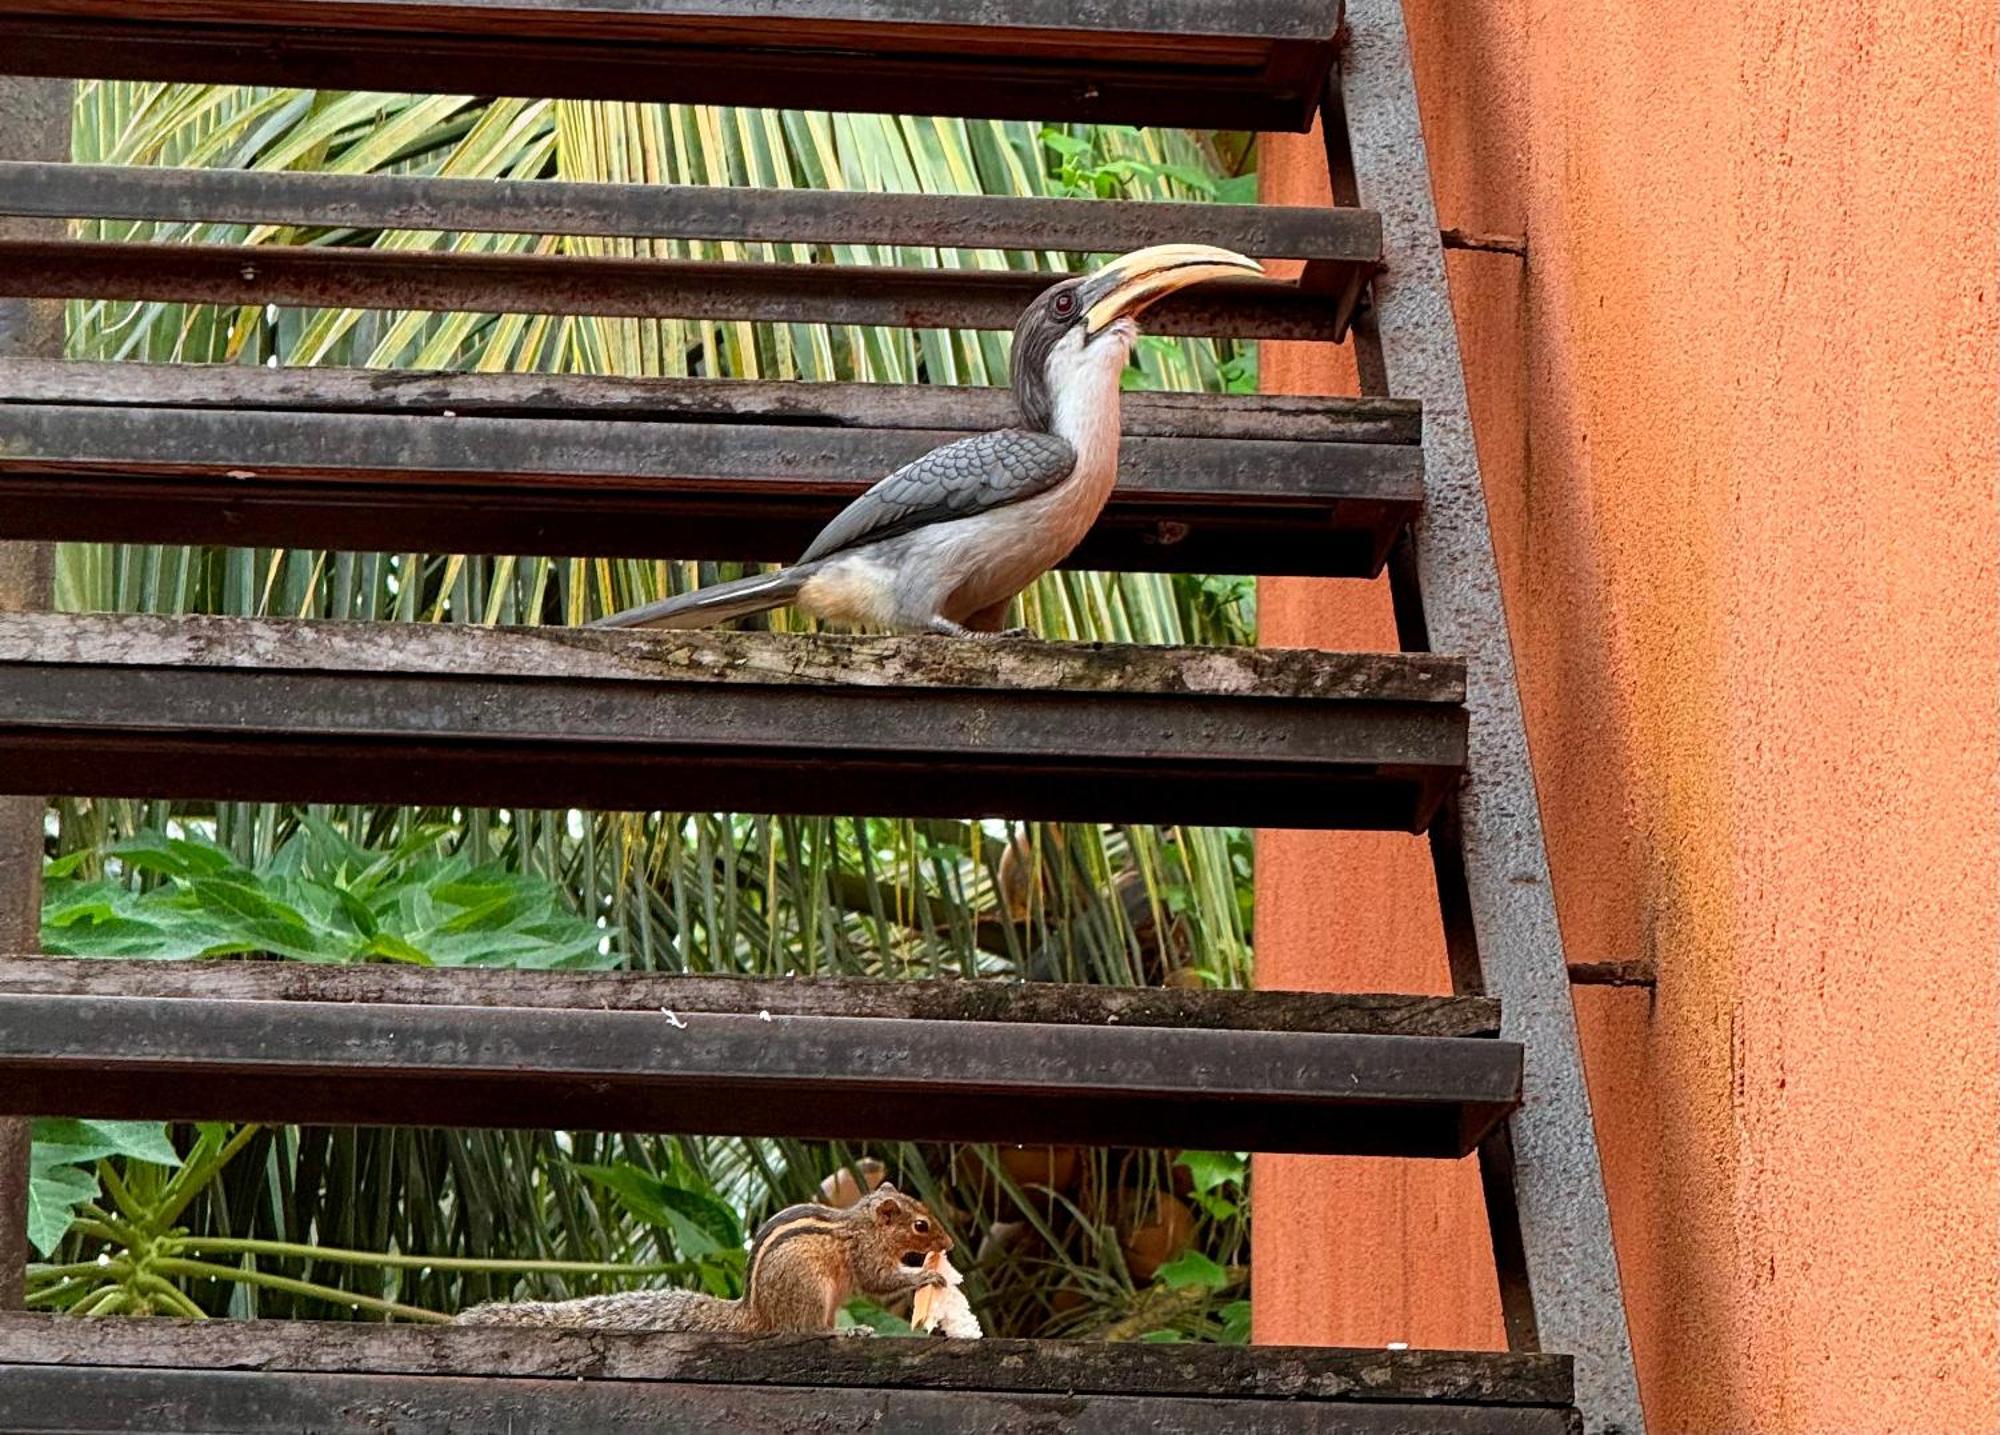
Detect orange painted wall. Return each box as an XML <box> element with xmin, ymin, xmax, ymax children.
<box><xmin>1252</xmin><ymin>4</ymin><xmax>1999</xmax><ymax>1432</ymax></box>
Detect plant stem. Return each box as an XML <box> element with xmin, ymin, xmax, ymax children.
<box><xmin>153</xmin><ymin>1123</ymin><xmax>263</xmax><ymax>1228</ymax></box>
<box><xmin>1095</xmin><ymin>1266</ymin><xmax>1247</xmax><ymax>1342</ymax></box>
<box><xmin>173</xmin><ymin>1237</ymin><xmax>694</xmax><ymax>1278</ymax></box>
<box><xmin>70</xmin><ymin>1285</ymin><xmax>127</xmax><ymax>1317</ymax></box>
<box><xmin>76</xmin><ymin>1204</ymin><xmax>141</xmax><ymax>1247</ymax></box>
<box><xmin>26</xmin><ymin>1260</ymin><xmax>128</xmax><ymax>1284</ymax></box>
<box><xmin>97</xmin><ymin>1161</ymin><xmax>142</xmax><ymax>1220</ymax></box>
<box><xmin>151</xmin><ymin>1257</ymin><xmax>450</xmax><ymax>1323</ymax></box>
<box><xmin>25</xmin><ymin>1277</ymin><xmax>101</xmax><ymax>1307</ymax></box>
<box><xmin>134</xmin><ymin>1273</ymin><xmax>209</xmax><ymax>1319</ymax></box>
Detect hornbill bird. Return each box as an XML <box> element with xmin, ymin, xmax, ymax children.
<box><xmin>593</xmin><ymin>243</ymin><xmax>1261</xmax><ymax>637</ymax></box>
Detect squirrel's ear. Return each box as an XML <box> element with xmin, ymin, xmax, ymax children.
<box><xmin>875</xmin><ymin>1182</ymin><xmax>898</xmax><ymax>1195</ymax></box>
<box><xmin>874</xmin><ymin>1197</ymin><xmax>904</xmax><ymax>1222</ymax></box>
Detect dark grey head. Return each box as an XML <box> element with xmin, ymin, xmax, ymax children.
<box><xmin>1007</xmin><ymin>244</ymin><xmax>1264</xmax><ymax>431</ymax></box>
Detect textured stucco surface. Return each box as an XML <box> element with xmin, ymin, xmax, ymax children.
<box><xmin>1252</xmin><ymin>4</ymin><xmax>1999</xmax><ymax>1431</ymax></box>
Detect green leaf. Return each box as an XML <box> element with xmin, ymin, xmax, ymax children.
<box><xmin>1217</xmin><ymin>1299</ymin><xmax>1253</xmax><ymax>1343</ymax></box>
<box><xmin>1174</xmin><ymin>1150</ymin><xmax>1245</xmax><ymax>1196</ymax></box>
<box><xmin>111</xmin><ymin>832</ymin><xmax>237</xmax><ymax>881</ymax></box>
<box><xmin>1139</xmin><ymin>1328</ymin><xmax>1186</xmax><ymax>1342</ymax></box>
<box><xmin>32</xmin><ymin>1118</ymin><xmax>182</xmax><ymax>1170</ymax></box>
<box><xmin>653</xmin><ymin>1182</ymin><xmax>745</xmax><ymax>1255</ymax></box>
<box><xmin>574</xmin><ymin>1162</ymin><xmax>741</xmax><ymax>1258</ymax></box>
<box><xmin>357</xmin><ymin>933</ymin><xmax>434</xmax><ymax>964</ymax></box>
<box><xmin>1214</xmin><ymin>173</ymin><xmax>1259</xmax><ymax>205</ymax></box>
<box><xmin>24</xmin><ymin>1120</ymin><xmax>179</xmax><ymax>1257</ymax></box>
<box><xmin>25</xmin><ymin>1163</ymin><xmax>96</xmax><ymax>1258</ymax></box>
<box><xmin>42</xmin><ymin>850</ymin><xmax>92</xmax><ymax>880</ymax></box>
<box><xmin>842</xmin><ymin>1299</ymin><xmax>916</xmax><ymax>1335</ymax></box>
<box><xmin>1154</xmin><ymin>1250</ymin><xmax>1230</xmax><ymax>1292</ymax></box>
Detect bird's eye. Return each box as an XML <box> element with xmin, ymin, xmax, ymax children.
<box><xmin>1052</xmin><ymin>290</ymin><xmax>1076</xmax><ymax>318</ymax></box>
<box><xmin>913</xmin><ymin>1218</ymin><xmax>931</xmax><ymax>1234</ymax></box>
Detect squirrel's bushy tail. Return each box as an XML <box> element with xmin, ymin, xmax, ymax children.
<box><xmin>591</xmin><ymin>563</ymin><xmax>818</xmax><ymax>631</ymax></box>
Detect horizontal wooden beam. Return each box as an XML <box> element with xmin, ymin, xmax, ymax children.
<box><xmin>0</xmin><ymin>616</ymin><xmax>1466</xmax><ymax>830</ymax></box>
<box><xmin>0</xmin><ymin>162</ymin><xmax>1377</xmax><ymax>259</ymax></box>
<box><xmin>0</xmin><ymin>238</ymin><xmax>1360</xmax><ymax>340</ymax></box>
<box><xmin>0</xmin><ymin>358</ymin><xmax>1423</xmax><ymax>440</ymax></box>
<box><xmin>0</xmin><ymin>958</ymin><xmax>1503</xmax><ymax>1039</ymax></box>
<box><xmin>0</xmin><ymin>1317</ymin><xmax>1577</xmax><ymax>1417</ymax></box>
<box><xmin>0</xmin><ymin>965</ymin><xmax>1518</xmax><ymax>1155</ymax></box>
<box><xmin>0</xmin><ymin>1302</ymin><xmax>1574</xmax><ymax>1431</ymax></box>
<box><xmin>0</xmin><ymin>1370</ymin><xmax>1578</xmax><ymax>1435</ymax></box>
<box><xmin>0</xmin><ymin>1</ymin><xmax>1340</xmax><ymax>131</ymax></box>
<box><xmin>0</xmin><ymin>361</ymin><xmax>1422</xmax><ymax>574</ymax></box>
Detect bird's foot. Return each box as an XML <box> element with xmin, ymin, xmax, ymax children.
<box><xmin>925</xmin><ymin>618</ymin><xmax>1039</xmax><ymax>640</ymax></box>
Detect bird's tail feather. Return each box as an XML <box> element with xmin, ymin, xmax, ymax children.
<box><xmin>591</xmin><ymin>564</ymin><xmax>817</xmax><ymax>630</ymax></box>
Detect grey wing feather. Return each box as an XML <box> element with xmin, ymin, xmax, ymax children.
<box><xmin>799</xmin><ymin>428</ymin><xmax>1076</xmax><ymax>564</ymax></box>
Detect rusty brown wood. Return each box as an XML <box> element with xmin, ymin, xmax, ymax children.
<box><xmin>1439</xmin><ymin>228</ymin><xmax>1528</xmax><ymax>257</ymax></box>
<box><xmin>0</xmin><ymin>361</ymin><xmax>1422</xmax><ymax>574</ymax></box>
<box><xmin>0</xmin><ymin>239</ymin><xmax>1356</xmax><ymax>340</ymax></box>
<box><xmin>0</xmin><ymin>0</ymin><xmax>1341</xmax><ymax>130</ymax></box>
<box><xmin>0</xmin><ymin>161</ymin><xmax>1380</xmax><ymax>261</ymax></box>
<box><xmin>0</xmin><ymin>991</ymin><xmax>1521</xmax><ymax>1155</ymax></box>
<box><xmin>0</xmin><ymin>73</ymin><xmax>67</xmax><ymax>1317</ymax></box>
<box><xmin>0</xmin><ymin>958</ymin><xmax>1502</xmax><ymax>1038</ymax></box>
<box><xmin>0</xmin><ymin>1315</ymin><xmax>1577</xmax><ymax>1408</ymax></box>
<box><xmin>0</xmin><ymin>614</ymin><xmax>1466</xmax><ymax>830</ymax></box>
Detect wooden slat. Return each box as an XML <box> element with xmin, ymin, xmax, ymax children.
<box><xmin>0</xmin><ymin>958</ymin><xmax>1503</xmax><ymax>1039</ymax></box>
<box><xmin>0</xmin><ymin>161</ymin><xmax>1378</xmax><ymax>259</ymax></box>
<box><xmin>0</xmin><ymin>238</ymin><xmax>1358</xmax><ymax>341</ymax></box>
<box><xmin>0</xmin><ymin>968</ymin><xmax>1519</xmax><ymax>1156</ymax></box>
<box><xmin>0</xmin><ymin>357</ymin><xmax>1424</xmax><ymax>441</ymax></box>
<box><xmin>0</xmin><ymin>1316</ymin><xmax>1577</xmax><ymax>1409</ymax></box>
<box><xmin>0</xmin><ymin>1370</ymin><xmax>1579</xmax><ymax>1435</ymax></box>
<box><xmin>0</xmin><ymin>614</ymin><xmax>1465</xmax><ymax>826</ymax></box>
<box><xmin>0</xmin><ymin>361</ymin><xmax>1422</xmax><ymax>575</ymax></box>
<box><xmin>0</xmin><ymin>1</ymin><xmax>1341</xmax><ymax>131</ymax></box>
<box><xmin>0</xmin><ymin>358</ymin><xmax>1423</xmax><ymax>440</ymax></box>
<box><xmin>0</xmin><ymin>615</ymin><xmax>1466</xmax><ymax>830</ymax></box>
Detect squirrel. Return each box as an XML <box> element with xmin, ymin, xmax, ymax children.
<box><xmin>454</xmin><ymin>1184</ymin><xmax>953</xmax><ymax>1335</ymax></box>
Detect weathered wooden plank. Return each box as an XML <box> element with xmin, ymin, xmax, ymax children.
<box><xmin>0</xmin><ymin>239</ymin><xmax>1357</xmax><ymax>341</ymax></box>
<box><xmin>0</xmin><ymin>162</ymin><xmax>1379</xmax><ymax>260</ymax></box>
<box><xmin>0</xmin><ymin>358</ymin><xmax>1421</xmax><ymax>573</ymax></box>
<box><xmin>3</xmin><ymin>613</ymin><xmax>1463</xmax><ymax>700</ymax></box>
<box><xmin>0</xmin><ymin>958</ymin><xmax>1503</xmax><ymax>1039</ymax></box>
<box><xmin>0</xmin><ymin>359</ymin><xmax>1425</xmax><ymax>444</ymax></box>
<box><xmin>0</xmin><ymin>73</ymin><xmax>68</xmax><ymax>1320</ymax></box>
<box><xmin>0</xmin><ymin>397</ymin><xmax>1417</xmax><ymax>495</ymax></box>
<box><xmin>0</xmin><ymin>1</ymin><xmax>1341</xmax><ymax>130</ymax></box>
<box><xmin>0</xmin><ymin>408</ymin><xmax>1415</xmax><ymax>574</ymax></box>
<box><xmin>0</xmin><ymin>1316</ymin><xmax>1576</xmax><ymax>1408</ymax></box>
<box><xmin>0</xmin><ymin>1367</ymin><xmax>1582</xmax><ymax>1435</ymax></box>
<box><xmin>0</xmin><ymin>991</ymin><xmax>1520</xmax><ymax>1154</ymax></box>
<box><xmin>0</xmin><ymin>614</ymin><xmax>1466</xmax><ymax>829</ymax></box>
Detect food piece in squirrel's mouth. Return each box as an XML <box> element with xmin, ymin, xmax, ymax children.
<box><xmin>911</xmin><ymin>1250</ymin><xmax>983</xmax><ymax>1339</ymax></box>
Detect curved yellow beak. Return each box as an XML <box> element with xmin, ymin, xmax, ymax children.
<box><xmin>1078</xmin><ymin>243</ymin><xmax>1264</xmax><ymax>335</ymax></box>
